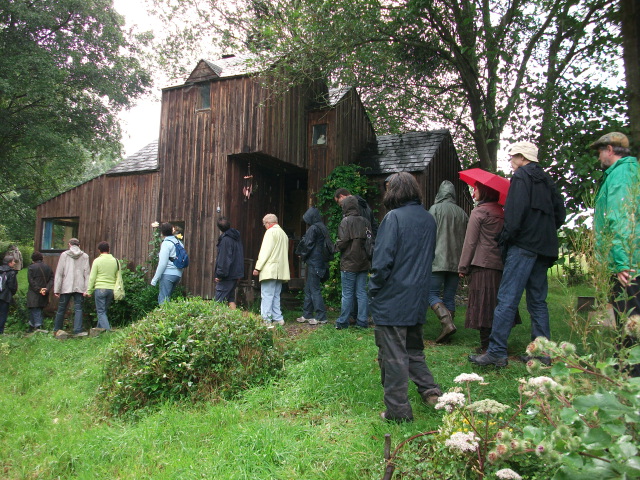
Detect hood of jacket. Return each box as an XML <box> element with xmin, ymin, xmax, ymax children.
<box><xmin>519</xmin><ymin>162</ymin><xmax>549</xmax><ymax>184</ymax></box>
<box><xmin>434</xmin><ymin>180</ymin><xmax>457</xmax><ymax>204</ymax></box>
<box><xmin>65</xmin><ymin>245</ymin><xmax>85</xmax><ymax>259</ymax></box>
<box><xmin>341</xmin><ymin>195</ymin><xmax>361</xmax><ymax>216</ymax></box>
<box><xmin>223</xmin><ymin>228</ymin><xmax>241</xmax><ymax>241</ymax></box>
<box><xmin>303</xmin><ymin>207</ymin><xmax>322</xmax><ymax>226</ymax></box>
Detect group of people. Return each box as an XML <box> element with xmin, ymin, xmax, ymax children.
<box><xmin>0</xmin><ymin>239</ymin><xmax>121</xmax><ymax>337</ymax></box>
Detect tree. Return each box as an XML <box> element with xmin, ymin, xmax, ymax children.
<box><xmin>149</xmin><ymin>0</ymin><xmax>622</xmax><ymax>174</ymax></box>
<box><xmin>0</xmin><ymin>0</ymin><xmax>152</xmax><ymax>242</ymax></box>
<box><xmin>621</xmin><ymin>0</ymin><xmax>640</xmax><ymax>147</ymax></box>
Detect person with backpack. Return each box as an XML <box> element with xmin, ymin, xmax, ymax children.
<box><xmin>0</xmin><ymin>255</ymin><xmax>18</xmax><ymax>334</ymax></box>
<box><xmin>295</xmin><ymin>207</ymin><xmax>331</xmax><ymax>325</ymax></box>
<box><xmin>151</xmin><ymin>222</ymin><xmax>186</xmax><ymax>304</ymax></box>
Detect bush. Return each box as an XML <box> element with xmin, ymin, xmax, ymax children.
<box><xmin>84</xmin><ymin>263</ymin><xmax>185</xmax><ymax>328</ymax></box>
<box><xmin>98</xmin><ymin>297</ymin><xmax>284</xmax><ymax>416</ymax></box>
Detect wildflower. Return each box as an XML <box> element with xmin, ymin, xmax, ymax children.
<box><xmin>496</xmin><ymin>468</ymin><xmax>522</xmax><ymax>479</ymax></box>
<box><xmin>435</xmin><ymin>392</ymin><xmax>466</xmax><ymax>412</ymax></box>
<box><xmin>445</xmin><ymin>431</ymin><xmax>478</xmax><ymax>452</ymax></box>
<box><xmin>526</xmin><ymin>376</ymin><xmax>559</xmax><ymax>395</ymax></box>
<box><xmin>467</xmin><ymin>399</ymin><xmax>510</xmax><ymax>415</ymax></box>
<box><xmin>151</xmin><ymin>221</ymin><xmax>160</xmax><ymax>228</ymax></box>
<box><xmin>559</xmin><ymin>341</ymin><xmax>576</xmax><ymax>356</ymax></box>
<box><xmin>496</xmin><ymin>429</ymin><xmax>512</xmax><ymax>442</ymax></box>
<box><xmin>454</xmin><ymin>373</ymin><xmax>484</xmax><ymax>383</ymax></box>
<box><xmin>624</xmin><ymin>315</ymin><xmax>640</xmax><ymax>337</ymax></box>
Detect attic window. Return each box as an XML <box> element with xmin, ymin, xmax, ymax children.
<box><xmin>312</xmin><ymin>124</ymin><xmax>327</xmax><ymax>145</ymax></box>
<box><xmin>41</xmin><ymin>217</ymin><xmax>79</xmax><ymax>252</ymax></box>
<box><xmin>198</xmin><ymin>84</ymin><xmax>210</xmax><ymax>110</ymax></box>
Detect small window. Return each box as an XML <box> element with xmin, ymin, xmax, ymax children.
<box><xmin>41</xmin><ymin>218</ymin><xmax>79</xmax><ymax>251</ymax></box>
<box><xmin>312</xmin><ymin>124</ymin><xmax>327</xmax><ymax>145</ymax></box>
<box><xmin>198</xmin><ymin>84</ymin><xmax>210</xmax><ymax>110</ymax></box>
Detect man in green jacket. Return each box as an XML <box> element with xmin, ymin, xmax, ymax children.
<box><xmin>592</xmin><ymin>132</ymin><xmax>639</xmax><ymax>377</ymax></box>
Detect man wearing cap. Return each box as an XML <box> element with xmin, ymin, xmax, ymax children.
<box><xmin>591</xmin><ymin>132</ymin><xmax>640</xmax><ymax>377</ymax></box>
<box><xmin>469</xmin><ymin>141</ymin><xmax>565</xmax><ymax>367</ymax></box>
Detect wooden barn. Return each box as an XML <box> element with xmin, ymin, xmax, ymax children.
<box><xmin>35</xmin><ymin>54</ymin><xmax>468</xmax><ymax>300</ymax></box>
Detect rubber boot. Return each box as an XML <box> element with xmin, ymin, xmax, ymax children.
<box><xmin>433</xmin><ymin>302</ymin><xmax>456</xmax><ymax>343</ymax></box>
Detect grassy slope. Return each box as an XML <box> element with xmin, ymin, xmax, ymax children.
<box><xmin>0</xmin><ymin>278</ymin><xmax>595</xmax><ymax>479</ymax></box>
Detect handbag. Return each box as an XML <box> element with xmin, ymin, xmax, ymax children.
<box><xmin>114</xmin><ymin>259</ymin><xmax>125</xmax><ymax>301</ymax></box>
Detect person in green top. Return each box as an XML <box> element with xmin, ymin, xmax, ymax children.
<box><xmin>592</xmin><ymin>132</ymin><xmax>640</xmax><ymax>377</ymax></box>
<box><xmin>86</xmin><ymin>241</ymin><xmax>119</xmax><ymax>331</ymax></box>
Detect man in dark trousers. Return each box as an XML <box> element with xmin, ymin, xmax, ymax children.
<box><xmin>0</xmin><ymin>255</ymin><xmax>18</xmax><ymax>334</ymax></box>
<box><xmin>469</xmin><ymin>141</ymin><xmax>565</xmax><ymax>367</ymax></box>
<box><xmin>214</xmin><ymin>217</ymin><xmax>244</xmax><ymax>309</ymax></box>
<box><xmin>370</xmin><ymin>172</ymin><xmax>441</xmax><ymax>422</ymax></box>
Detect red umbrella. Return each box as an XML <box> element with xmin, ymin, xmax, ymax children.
<box><xmin>459</xmin><ymin>168</ymin><xmax>511</xmax><ymax>205</ymax></box>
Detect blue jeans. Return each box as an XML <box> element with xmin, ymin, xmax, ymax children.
<box><xmin>54</xmin><ymin>292</ymin><xmax>84</xmax><ymax>333</ymax></box>
<box><xmin>337</xmin><ymin>271</ymin><xmax>368</xmax><ymax>327</ymax></box>
<box><xmin>488</xmin><ymin>245</ymin><xmax>551</xmax><ymax>357</ymax></box>
<box><xmin>260</xmin><ymin>279</ymin><xmax>284</xmax><ymax>321</ymax></box>
<box><xmin>302</xmin><ymin>266</ymin><xmax>327</xmax><ymax>322</ymax></box>
<box><xmin>428</xmin><ymin>271</ymin><xmax>459</xmax><ymax>312</ymax></box>
<box><xmin>158</xmin><ymin>274</ymin><xmax>181</xmax><ymax>304</ymax></box>
<box><xmin>94</xmin><ymin>289</ymin><xmax>114</xmax><ymax>330</ymax></box>
<box><xmin>29</xmin><ymin>308</ymin><xmax>44</xmax><ymax>328</ymax></box>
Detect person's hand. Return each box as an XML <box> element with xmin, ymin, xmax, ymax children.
<box><xmin>54</xmin><ymin>293</ymin><xmax>59</xmax><ymax>298</ymax></box>
<box><xmin>253</xmin><ymin>269</ymin><xmax>259</xmax><ymax>276</ymax></box>
<box><xmin>618</xmin><ymin>270</ymin><xmax>633</xmax><ymax>287</ymax></box>
<box><xmin>214</xmin><ymin>278</ymin><xmax>220</xmax><ymax>283</ymax></box>
<box><xmin>459</xmin><ymin>272</ymin><xmax>465</xmax><ymax>278</ymax></box>
<box><xmin>40</xmin><ymin>288</ymin><xmax>47</xmax><ymax>296</ymax></box>
<box><xmin>84</xmin><ymin>292</ymin><xmax>91</xmax><ymax>297</ymax></box>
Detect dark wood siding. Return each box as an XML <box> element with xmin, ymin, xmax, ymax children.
<box><xmin>35</xmin><ymin>172</ymin><xmax>160</xmax><ymax>273</ymax></box>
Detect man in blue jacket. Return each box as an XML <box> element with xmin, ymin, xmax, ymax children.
<box><xmin>469</xmin><ymin>141</ymin><xmax>565</xmax><ymax>367</ymax></box>
<box><xmin>214</xmin><ymin>217</ymin><xmax>245</xmax><ymax>309</ymax></box>
<box><xmin>370</xmin><ymin>172</ymin><xmax>441</xmax><ymax>422</ymax></box>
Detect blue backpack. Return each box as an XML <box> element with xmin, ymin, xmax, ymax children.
<box><xmin>165</xmin><ymin>239</ymin><xmax>189</xmax><ymax>268</ymax></box>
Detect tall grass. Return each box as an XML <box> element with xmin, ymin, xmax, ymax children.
<box><xmin>0</xmin><ymin>279</ymin><xmax>594</xmax><ymax>479</ymax></box>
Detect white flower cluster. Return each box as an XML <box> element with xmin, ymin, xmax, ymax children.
<box><xmin>454</xmin><ymin>373</ymin><xmax>484</xmax><ymax>383</ymax></box>
<box><xmin>435</xmin><ymin>392</ymin><xmax>466</xmax><ymax>412</ymax></box>
<box><xmin>526</xmin><ymin>376</ymin><xmax>559</xmax><ymax>395</ymax></box>
<box><xmin>445</xmin><ymin>431</ymin><xmax>479</xmax><ymax>453</ymax></box>
<box><xmin>467</xmin><ymin>399</ymin><xmax>510</xmax><ymax>415</ymax></box>
<box><xmin>496</xmin><ymin>468</ymin><xmax>522</xmax><ymax>479</ymax></box>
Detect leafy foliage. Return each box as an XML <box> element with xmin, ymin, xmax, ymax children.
<box><xmin>0</xmin><ymin>0</ymin><xmax>152</xmax><ymax>241</ymax></box>
<box><xmin>98</xmin><ymin>297</ymin><xmax>284</xmax><ymax>416</ymax></box>
<box><xmin>315</xmin><ymin>164</ymin><xmax>378</xmax><ymax>305</ymax></box>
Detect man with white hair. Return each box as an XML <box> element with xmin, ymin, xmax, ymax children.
<box><xmin>469</xmin><ymin>141</ymin><xmax>565</xmax><ymax>367</ymax></box>
<box><xmin>253</xmin><ymin>214</ymin><xmax>290</xmax><ymax>326</ymax></box>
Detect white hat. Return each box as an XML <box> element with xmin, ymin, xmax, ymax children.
<box><xmin>508</xmin><ymin>141</ymin><xmax>538</xmax><ymax>163</ymax></box>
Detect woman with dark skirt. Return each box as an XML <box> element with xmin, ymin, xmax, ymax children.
<box><xmin>458</xmin><ymin>183</ymin><xmax>505</xmax><ymax>353</ymax></box>
<box><xmin>27</xmin><ymin>251</ymin><xmax>53</xmax><ymax>331</ymax></box>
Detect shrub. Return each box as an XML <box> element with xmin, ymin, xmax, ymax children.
<box><xmin>98</xmin><ymin>297</ymin><xmax>284</xmax><ymax>416</ymax></box>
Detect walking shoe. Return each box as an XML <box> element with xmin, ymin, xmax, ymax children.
<box><xmin>273</xmin><ymin>320</ymin><xmax>285</xmax><ymax>326</ymax></box>
<box><xmin>317</xmin><ymin>319</ymin><xmax>328</xmax><ymax>324</ymax></box>
<box><xmin>380</xmin><ymin>411</ymin><xmax>413</xmax><ymax>423</ymax></box>
<box><xmin>519</xmin><ymin>355</ymin><xmax>552</xmax><ymax>366</ymax></box>
<box><xmin>90</xmin><ymin>328</ymin><xmax>106</xmax><ymax>337</ymax></box>
<box><xmin>468</xmin><ymin>352</ymin><xmax>508</xmax><ymax>367</ymax></box>
<box><xmin>54</xmin><ymin>330</ymin><xmax>69</xmax><ymax>339</ymax></box>
<box><xmin>296</xmin><ymin>316</ymin><xmax>310</xmax><ymax>323</ymax></box>
<box><xmin>335</xmin><ymin>323</ymin><xmax>349</xmax><ymax>330</ymax></box>
<box><xmin>307</xmin><ymin>318</ymin><xmax>318</xmax><ymax>325</ymax></box>
<box><xmin>74</xmin><ymin>331</ymin><xmax>89</xmax><ymax>337</ymax></box>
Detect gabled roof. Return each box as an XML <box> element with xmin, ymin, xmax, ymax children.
<box><xmin>106</xmin><ymin>140</ymin><xmax>159</xmax><ymax>175</ymax></box>
<box><xmin>358</xmin><ymin>130</ymin><xmax>451</xmax><ymax>175</ymax></box>
<box><xmin>186</xmin><ymin>54</ymin><xmax>259</xmax><ymax>83</ymax></box>
<box><xmin>328</xmin><ymin>86</ymin><xmax>352</xmax><ymax>106</ymax></box>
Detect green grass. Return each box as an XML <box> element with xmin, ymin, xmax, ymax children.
<box><xmin>0</xmin><ymin>278</ymin><xmax>596</xmax><ymax>479</ymax></box>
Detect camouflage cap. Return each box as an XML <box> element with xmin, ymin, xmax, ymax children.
<box><xmin>589</xmin><ymin>132</ymin><xmax>629</xmax><ymax>150</ymax></box>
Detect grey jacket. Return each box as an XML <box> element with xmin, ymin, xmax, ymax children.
<box><xmin>336</xmin><ymin>196</ymin><xmax>370</xmax><ymax>272</ymax></box>
<box><xmin>428</xmin><ymin>181</ymin><xmax>469</xmax><ymax>272</ymax></box>
<box><xmin>54</xmin><ymin>246</ymin><xmax>90</xmax><ymax>294</ymax></box>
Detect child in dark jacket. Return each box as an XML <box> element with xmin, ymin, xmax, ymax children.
<box><xmin>0</xmin><ymin>255</ymin><xmax>19</xmax><ymax>334</ymax></box>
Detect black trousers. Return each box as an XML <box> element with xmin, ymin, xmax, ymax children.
<box><xmin>611</xmin><ymin>275</ymin><xmax>640</xmax><ymax>377</ymax></box>
<box><xmin>374</xmin><ymin>324</ymin><xmax>440</xmax><ymax>421</ymax></box>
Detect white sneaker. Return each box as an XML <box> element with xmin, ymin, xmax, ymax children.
<box><xmin>308</xmin><ymin>318</ymin><xmax>318</xmax><ymax>325</ymax></box>
<box><xmin>296</xmin><ymin>316</ymin><xmax>309</xmax><ymax>323</ymax></box>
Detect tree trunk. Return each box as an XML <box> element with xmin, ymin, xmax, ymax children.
<box><xmin>621</xmin><ymin>0</ymin><xmax>640</xmax><ymax>147</ymax></box>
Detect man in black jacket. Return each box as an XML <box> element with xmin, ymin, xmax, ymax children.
<box><xmin>469</xmin><ymin>141</ymin><xmax>565</xmax><ymax>367</ymax></box>
<box><xmin>295</xmin><ymin>207</ymin><xmax>330</xmax><ymax>325</ymax></box>
<box><xmin>214</xmin><ymin>217</ymin><xmax>244</xmax><ymax>309</ymax></box>
<box><xmin>370</xmin><ymin>173</ymin><xmax>441</xmax><ymax>422</ymax></box>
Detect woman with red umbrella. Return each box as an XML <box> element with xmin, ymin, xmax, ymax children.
<box><xmin>457</xmin><ymin>181</ymin><xmax>507</xmax><ymax>353</ymax></box>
